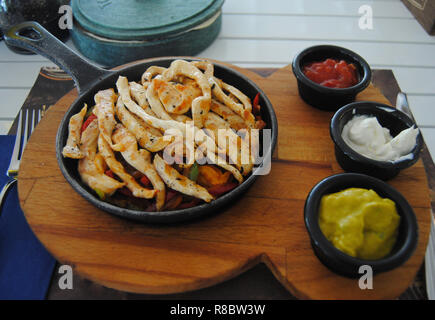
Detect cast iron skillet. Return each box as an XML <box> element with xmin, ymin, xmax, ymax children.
<box><xmin>4</xmin><ymin>21</ymin><xmax>278</xmax><ymax>224</ymax></box>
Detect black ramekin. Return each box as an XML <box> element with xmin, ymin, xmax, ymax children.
<box><xmin>292</xmin><ymin>45</ymin><xmax>372</xmax><ymax>111</ymax></box>
<box><xmin>304</xmin><ymin>173</ymin><xmax>418</xmax><ymax>278</ymax></box>
<box><xmin>330</xmin><ymin>101</ymin><xmax>423</xmax><ymax>181</ymax></box>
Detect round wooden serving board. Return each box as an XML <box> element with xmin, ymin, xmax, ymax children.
<box><xmin>18</xmin><ymin>63</ymin><xmax>432</xmax><ymax>299</ymax></box>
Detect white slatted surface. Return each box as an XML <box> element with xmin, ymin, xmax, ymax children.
<box><xmin>0</xmin><ymin>0</ymin><xmax>434</xmax><ymax>158</ymax></box>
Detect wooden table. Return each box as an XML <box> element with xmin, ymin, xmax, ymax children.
<box><xmin>18</xmin><ymin>68</ymin><xmax>427</xmax><ymax>300</ymax></box>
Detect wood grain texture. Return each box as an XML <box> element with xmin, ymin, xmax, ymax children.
<box><xmin>17</xmin><ymin>62</ymin><xmax>432</xmax><ymax>299</ymax></box>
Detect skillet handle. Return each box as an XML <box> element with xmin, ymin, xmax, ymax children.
<box><xmin>4</xmin><ymin>21</ymin><xmax>112</xmax><ymax>95</ymax></box>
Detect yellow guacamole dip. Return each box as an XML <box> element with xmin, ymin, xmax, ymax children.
<box><xmin>318</xmin><ymin>188</ymin><xmax>400</xmax><ymax>260</ymax></box>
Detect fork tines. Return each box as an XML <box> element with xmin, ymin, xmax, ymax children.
<box><xmin>10</xmin><ymin>109</ymin><xmax>42</xmax><ymax>171</ymax></box>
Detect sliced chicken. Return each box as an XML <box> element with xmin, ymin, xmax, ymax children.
<box><xmin>204</xmin><ymin>112</ymin><xmax>231</xmax><ymax>138</ymax></box>
<box><xmin>152</xmin><ymin>78</ymin><xmax>182</xmax><ymax>114</ymax></box>
<box><xmin>215</xmin><ymin>77</ymin><xmax>252</xmax><ymax>112</ymax></box>
<box><xmin>98</xmin><ymin>134</ymin><xmax>156</xmax><ymax>199</ymax></box>
<box><xmin>141</xmin><ymin>66</ymin><xmax>166</xmax><ymax>84</ymax></box>
<box><xmin>118</xmin><ymin>76</ymin><xmax>244</xmax><ymax>182</ymax></box>
<box><xmin>146</xmin><ymin>78</ymin><xmax>173</xmax><ymax>120</ymax></box>
<box><xmin>65</xmin><ymin>59</ymin><xmax>269</xmax><ymax>212</ymax></box>
<box><xmin>112</xmin><ymin>124</ymin><xmax>166</xmax><ymax>210</ymax></box>
<box><xmin>163</xmin><ymin>137</ymin><xmax>195</xmax><ymax>168</ymax></box>
<box><xmin>210</xmin><ymin>99</ymin><xmax>248</xmax><ymax>131</ymax></box>
<box><xmin>133</xmin><ymin>114</ymin><xmax>165</xmax><ymax>136</ymax></box>
<box><xmin>192</xmin><ymin>60</ymin><xmax>214</xmax><ymax>80</ymax></box>
<box><xmin>116</xmin><ymin>76</ymin><xmax>186</xmax><ymax>134</ymax></box>
<box><xmin>78</xmin><ymin>119</ymin><xmax>125</xmax><ymax>196</ymax></box>
<box><xmin>170</xmin><ymin>114</ymin><xmax>192</xmax><ymax>123</ymax></box>
<box><xmin>62</xmin><ymin>104</ymin><xmax>87</xmax><ymax>159</ymax></box>
<box><xmin>93</xmin><ymin>88</ymin><xmax>120</xmax><ymax>149</ymax></box>
<box><xmin>153</xmin><ymin>77</ymin><xmax>202</xmax><ymax>114</ymax></box>
<box><xmin>115</xmin><ymin>97</ymin><xmax>169</xmax><ymax>152</ymax></box>
<box><xmin>204</xmin><ymin>113</ymin><xmax>255</xmax><ymax>177</ymax></box>
<box><xmin>204</xmin><ymin>112</ymin><xmax>243</xmax><ymax>171</ymax></box>
<box><xmin>154</xmin><ymin>154</ymin><xmax>214</xmax><ymax>203</ymax></box>
<box><xmin>129</xmin><ymin>81</ymin><xmax>157</xmax><ymax>117</ymax></box>
<box><xmin>211</xmin><ymin>79</ymin><xmax>256</xmax><ymax>128</ymax></box>
<box><xmin>94</xmin><ymin>153</ymin><xmax>107</xmax><ymax>173</ymax></box>
<box><xmin>162</xmin><ymin>60</ymin><xmax>211</xmax><ymax>128</ymax></box>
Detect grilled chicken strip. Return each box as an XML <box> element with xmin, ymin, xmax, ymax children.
<box><xmin>154</xmin><ymin>154</ymin><xmax>214</xmax><ymax>203</ymax></box>
<box><xmin>94</xmin><ymin>88</ymin><xmax>121</xmax><ymax>150</ymax></box>
<box><xmin>78</xmin><ymin>119</ymin><xmax>125</xmax><ymax>195</ymax></box>
<box><xmin>211</xmin><ymin>78</ymin><xmax>256</xmax><ymax>128</ymax></box>
<box><xmin>146</xmin><ymin>78</ymin><xmax>173</xmax><ymax>120</ymax></box>
<box><xmin>112</xmin><ymin>124</ymin><xmax>166</xmax><ymax>210</ymax></box>
<box><xmin>141</xmin><ymin>66</ymin><xmax>166</xmax><ymax>84</ymax></box>
<box><xmin>162</xmin><ymin>60</ymin><xmax>211</xmax><ymax>128</ymax></box>
<box><xmin>170</xmin><ymin>114</ymin><xmax>192</xmax><ymax>123</ymax></box>
<box><xmin>62</xmin><ymin>104</ymin><xmax>87</xmax><ymax>159</ymax></box>
<box><xmin>204</xmin><ymin>112</ymin><xmax>243</xmax><ymax>169</ymax></box>
<box><xmin>128</xmin><ymin>81</ymin><xmax>156</xmax><ymax>115</ymax></box>
<box><xmin>153</xmin><ymin>77</ymin><xmax>202</xmax><ymax>115</ymax></box>
<box><xmin>98</xmin><ymin>134</ymin><xmax>156</xmax><ymax>199</ymax></box>
<box><xmin>117</xmin><ymin>76</ymin><xmax>186</xmax><ymax>133</ymax></box>
<box><xmin>115</xmin><ymin>96</ymin><xmax>170</xmax><ymax>152</ymax></box>
<box><xmin>210</xmin><ymin>99</ymin><xmax>248</xmax><ymax>131</ymax></box>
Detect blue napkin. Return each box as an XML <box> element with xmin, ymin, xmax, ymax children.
<box><xmin>0</xmin><ymin>135</ymin><xmax>56</xmax><ymax>300</ymax></box>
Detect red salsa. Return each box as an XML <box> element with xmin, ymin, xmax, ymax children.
<box><xmin>303</xmin><ymin>58</ymin><xmax>359</xmax><ymax>88</ymax></box>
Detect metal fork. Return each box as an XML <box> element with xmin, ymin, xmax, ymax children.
<box><xmin>0</xmin><ymin>109</ymin><xmax>41</xmax><ymax>214</ymax></box>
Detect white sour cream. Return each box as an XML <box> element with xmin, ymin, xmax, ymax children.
<box><xmin>341</xmin><ymin>114</ymin><xmax>419</xmax><ymax>162</ymax></box>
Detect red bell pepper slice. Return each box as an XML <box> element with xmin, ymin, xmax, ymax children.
<box><xmin>105</xmin><ymin>170</ymin><xmax>115</xmax><ymax>179</ymax></box>
<box><xmin>139</xmin><ymin>175</ymin><xmax>151</xmax><ymax>187</ymax></box>
<box><xmin>252</xmin><ymin>93</ymin><xmax>261</xmax><ymax>115</ymax></box>
<box><xmin>81</xmin><ymin>114</ymin><xmax>97</xmax><ymax>133</ymax></box>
